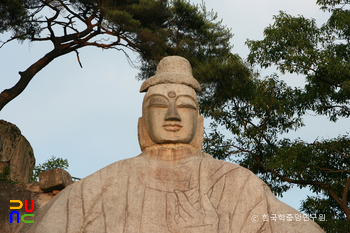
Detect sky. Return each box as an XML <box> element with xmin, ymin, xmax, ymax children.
<box><xmin>1</xmin><ymin>0</ymin><xmax>348</xmax><ymax>212</ymax></box>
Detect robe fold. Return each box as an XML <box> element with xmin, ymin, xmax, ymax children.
<box><xmin>18</xmin><ymin>150</ymin><xmax>324</xmax><ymax>233</ymax></box>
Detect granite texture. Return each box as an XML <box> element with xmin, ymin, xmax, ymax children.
<box><xmin>0</xmin><ymin>120</ymin><xmax>35</xmax><ymax>183</ymax></box>
<box><xmin>18</xmin><ymin>56</ymin><xmax>324</xmax><ymax>233</ymax></box>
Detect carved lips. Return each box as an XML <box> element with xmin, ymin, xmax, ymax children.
<box><xmin>163</xmin><ymin>124</ymin><xmax>182</xmax><ymax>132</ymax></box>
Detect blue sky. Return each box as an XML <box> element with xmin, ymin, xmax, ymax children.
<box><xmin>1</xmin><ymin>0</ymin><xmax>348</xmax><ymax>212</ymax></box>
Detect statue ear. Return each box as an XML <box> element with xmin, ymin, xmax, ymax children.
<box><xmin>138</xmin><ymin>117</ymin><xmax>155</xmax><ymax>151</ymax></box>
<box><xmin>189</xmin><ymin>115</ymin><xmax>204</xmax><ymax>151</ymax></box>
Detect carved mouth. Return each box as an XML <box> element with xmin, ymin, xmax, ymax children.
<box><xmin>163</xmin><ymin>124</ymin><xmax>182</xmax><ymax>132</ymax></box>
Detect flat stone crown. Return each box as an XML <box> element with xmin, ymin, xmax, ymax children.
<box><xmin>140</xmin><ymin>56</ymin><xmax>201</xmax><ymax>92</ymax></box>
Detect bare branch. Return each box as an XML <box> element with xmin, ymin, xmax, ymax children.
<box><xmin>74</xmin><ymin>50</ymin><xmax>83</xmax><ymax>68</ymax></box>
<box><xmin>45</xmin><ymin>7</ymin><xmax>60</xmax><ymax>45</ymax></box>
<box><xmin>56</xmin><ymin>0</ymin><xmax>85</xmax><ymax>22</ymax></box>
<box><xmin>0</xmin><ymin>37</ymin><xmax>18</xmax><ymax>49</ymax></box>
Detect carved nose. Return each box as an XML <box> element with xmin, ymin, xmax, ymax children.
<box><xmin>165</xmin><ymin>102</ymin><xmax>181</xmax><ymax>121</ymax></box>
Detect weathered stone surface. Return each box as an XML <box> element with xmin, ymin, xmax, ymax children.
<box><xmin>51</xmin><ymin>190</ymin><xmax>60</xmax><ymax>195</ymax></box>
<box><xmin>39</xmin><ymin>168</ymin><xmax>73</xmax><ymax>192</ymax></box>
<box><xmin>0</xmin><ymin>181</ymin><xmax>53</xmax><ymax>233</ymax></box>
<box><xmin>0</xmin><ymin>120</ymin><xmax>35</xmax><ymax>183</ymax></box>
<box><xmin>17</xmin><ymin>183</ymin><xmax>42</xmax><ymax>193</ymax></box>
<box><xmin>18</xmin><ymin>56</ymin><xmax>324</xmax><ymax>233</ymax></box>
<box><xmin>0</xmin><ymin>161</ymin><xmax>9</xmax><ymax>170</ymax></box>
<box><xmin>140</xmin><ymin>56</ymin><xmax>201</xmax><ymax>92</ymax></box>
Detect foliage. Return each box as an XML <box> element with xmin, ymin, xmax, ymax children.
<box><xmin>201</xmin><ymin>0</ymin><xmax>350</xmax><ymax>231</ymax></box>
<box><xmin>136</xmin><ymin>0</ymin><xmax>234</xmax><ymax>81</ymax></box>
<box><xmin>2</xmin><ymin>0</ymin><xmax>348</xmax><ymax>231</ymax></box>
<box><xmin>246</xmin><ymin>9</ymin><xmax>350</xmax><ymax>122</ymax></box>
<box><xmin>0</xmin><ymin>165</ymin><xmax>19</xmax><ymax>185</ymax></box>
<box><xmin>30</xmin><ymin>156</ymin><xmax>69</xmax><ymax>183</ymax></box>
<box><xmin>0</xmin><ymin>0</ymin><xmax>239</xmax><ymax>111</ymax></box>
<box><xmin>301</xmin><ymin>195</ymin><xmax>350</xmax><ymax>232</ymax></box>
<box><xmin>0</xmin><ymin>0</ymin><xmax>41</xmax><ymax>38</ymax></box>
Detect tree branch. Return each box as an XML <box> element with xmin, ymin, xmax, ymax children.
<box><xmin>75</xmin><ymin>50</ymin><xmax>83</xmax><ymax>68</ymax></box>
<box><xmin>310</xmin><ymin>142</ymin><xmax>350</xmax><ymax>158</ymax></box>
<box><xmin>267</xmin><ymin>167</ymin><xmax>350</xmax><ymax>220</ymax></box>
<box><xmin>315</xmin><ymin>167</ymin><xmax>350</xmax><ymax>173</ymax></box>
<box><xmin>342</xmin><ymin>177</ymin><xmax>350</xmax><ymax>220</ymax></box>
<box><xmin>0</xmin><ymin>48</ymin><xmax>61</xmax><ymax>111</ymax></box>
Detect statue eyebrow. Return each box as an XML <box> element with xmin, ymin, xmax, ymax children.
<box><xmin>176</xmin><ymin>95</ymin><xmax>198</xmax><ymax>106</ymax></box>
<box><xmin>144</xmin><ymin>93</ymin><xmax>198</xmax><ymax>106</ymax></box>
<box><xmin>144</xmin><ymin>94</ymin><xmax>167</xmax><ymax>103</ymax></box>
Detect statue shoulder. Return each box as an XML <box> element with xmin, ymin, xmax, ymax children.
<box><xmin>18</xmin><ymin>156</ymin><xmax>147</xmax><ymax>233</ymax></box>
<box><xmin>76</xmin><ymin>155</ymin><xmax>147</xmax><ymax>189</ymax></box>
<box><xmin>200</xmin><ymin>153</ymin><xmax>270</xmax><ymax>195</ymax></box>
<box><xmin>201</xmin><ymin>152</ymin><xmax>253</xmax><ymax>175</ymax></box>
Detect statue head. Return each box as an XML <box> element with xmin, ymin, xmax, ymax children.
<box><xmin>138</xmin><ymin>56</ymin><xmax>204</xmax><ymax>151</ymax></box>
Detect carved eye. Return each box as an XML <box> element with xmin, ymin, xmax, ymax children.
<box><xmin>148</xmin><ymin>96</ymin><xmax>169</xmax><ymax>108</ymax></box>
<box><xmin>176</xmin><ymin>97</ymin><xmax>197</xmax><ymax>110</ymax></box>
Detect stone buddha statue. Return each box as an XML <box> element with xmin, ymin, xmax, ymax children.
<box><xmin>19</xmin><ymin>56</ymin><xmax>324</xmax><ymax>233</ymax></box>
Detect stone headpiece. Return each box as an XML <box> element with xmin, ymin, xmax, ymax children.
<box><xmin>139</xmin><ymin>56</ymin><xmax>201</xmax><ymax>92</ymax></box>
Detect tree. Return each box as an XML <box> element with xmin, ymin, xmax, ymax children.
<box><xmin>30</xmin><ymin>156</ymin><xmax>70</xmax><ymax>182</ymax></box>
<box><xmin>200</xmin><ymin>0</ymin><xmax>350</xmax><ymax>232</ymax></box>
<box><xmin>0</xmin><ymin>0</ymin><xmax>238</xmax><ymax>112</ymax></box>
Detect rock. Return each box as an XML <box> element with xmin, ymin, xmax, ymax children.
<box><xmin>0</xmin><ymin>120</ymin><xmax>35</xmax><ymax>184</ymax></box>
<box><xmin>52</xmin><ymin>190</ymin><xmax>60</xmax><ymax>195</ymax></box>
<box><xmin>17</xmin><ymin>183</ymin><xmax>42</xmax><ymax>193</ymax></box>
<box><xmin>0</xmin><ymin>181</ymin><xmax>53</xmax><ymax>233</ymax></box>
<box><xmin>39</xmin><ymin>168</ymin><xmax>73</xmax><ymax>192</ymax></box>
<box><xmin>0</xmin><ymin>161</ymin><xmax>8</xmax><ymax>170</ymax></box>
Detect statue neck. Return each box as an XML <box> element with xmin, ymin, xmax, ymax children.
<box><xmin>141</xmin><ymin>143</ymin><xmax>203</xmax><ymax>164</ymax></box>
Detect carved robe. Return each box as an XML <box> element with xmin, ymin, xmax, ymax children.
<box><xmin>19</xmin><ymin>148</ymin><xmax>324</xmax><ymax>233</ymax></box>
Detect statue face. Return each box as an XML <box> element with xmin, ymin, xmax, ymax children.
<box><xmin>143</xmin><ymin>84</ymin><xmax>198</xmax><ymax>144</ymax></box>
